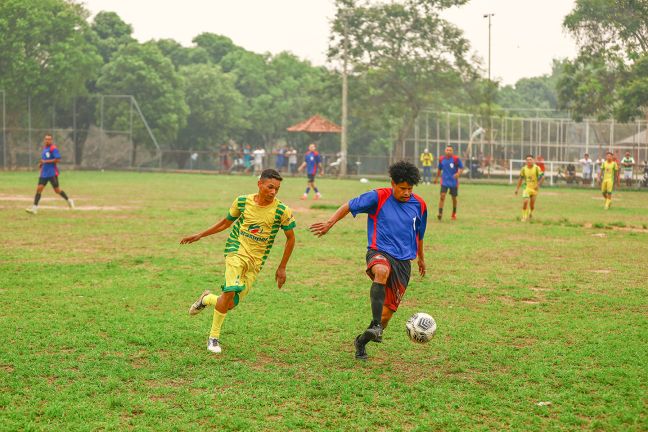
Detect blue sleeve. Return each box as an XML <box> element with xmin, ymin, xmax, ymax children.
<box><xmin>348</xmin><ymin>190</ymin><xmax>378</xmax><ymax>217</ymax></box>
<box><xmin>316</xmin><ymin>154</ymin><xmax>322</xmax><ymax>164</ymax></box>
<box><xmin>418</xmin><ymin>207</ymin><xmax>428</xmax><ymax>241</ymax></box>
<box><xmin>457</xmin><ymin>158</ymin><xmax>464</xmax><ymax>169</ymax></box>
<box><xmin>438</xmin><ymin>160</ymin><xmax>443</xmax><ymax>170</ymax></box>
<box><xmin>52</xmin><ymin>148</ymin><xmax>61</xmax><ymax>159</ymax></box>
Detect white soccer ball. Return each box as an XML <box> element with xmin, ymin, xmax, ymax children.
<box><xmin>359</xmin><ymin>178</ymin><xmax>369</xmax><ymax>183</ymax></box>
<box><xmin>405</xmin><ymin>312</ymin><xmax>437</xmax><ymax>343</ymax></box>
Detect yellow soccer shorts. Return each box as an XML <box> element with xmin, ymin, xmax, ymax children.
<box><xmin>522</xmin><ymin>187</ymin><xmax>538</xmax><ymax>199</ymax></box>
<box><xmin>601</xmin><ymin>179</ymin><xmax>614</xmax><ymax>194</ymax></box>
<box><xmin>222</xmin><ymin>254</ymin><xmax>259</xmax><ymax>306</ymax></box>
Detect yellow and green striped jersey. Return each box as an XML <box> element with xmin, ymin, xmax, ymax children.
<box><xmin>225</xmin><ymin>194</ymin><xmax>296</xmax><ymax>269</ymax></box>
<box><xmin>519</xmin><ymin>164</ymin><xmax>543</xmax><ymax>189</ymax></box>
<box><xmin>602</xmin><ymin>161</ymin><xmax>619</xmax><ymax>181</ymax></box>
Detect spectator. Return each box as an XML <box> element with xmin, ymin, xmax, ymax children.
<box><xmin>286</xmin><ymin>147</ymin><xmax>298</xmax><ymax>176</ymax></box>
<box><xmin>419</xmin><ymin>148</ymin><xmax>434</xmax><ymax>184</ymax></box>
<box><xmin>621</xmin><ymin>151</ymin><xmax>635</xmax><ymax>187</ymax></box>
<box><xmin>594</xmin><ymin>156</ymin><xmax>603</xmax><ymax>183</ymax></box>
<box><xmin>565</xmin><ymin>163</ymin><xmax>576</xmax><ymax>184</ymax></box>
<box><xmin>243</xmin><ymin>144</ymin><xmax>252</xmax><ymax>173</ymax></box>
<box><xmin>579</xmin><ymin>153</ymin><xmax>593</xmax><ymax>185</ymax></box>
<box><xmin>252</xmin><ymin>147</ymin><xmax>266</xmax><ymax>175</ymax></box>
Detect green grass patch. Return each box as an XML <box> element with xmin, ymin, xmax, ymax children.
<box><xmin>1</xmin><ymin>171</ymin><xmax>647</xmax><ymax>431</ymax></box>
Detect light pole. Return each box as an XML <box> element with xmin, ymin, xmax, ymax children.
<box><xmin>340</xmin><ymin>12</ymin><xmax>349</xmax><ymax>177</ymax></box>
<box><xmin>483</xmin><ymin>13</ymin><xmax>494</xmax><ymax>172</ymax></box>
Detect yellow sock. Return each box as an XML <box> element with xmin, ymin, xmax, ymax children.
<box><xmin>203</xmin><ymin>293</ymin><xmax>219</xmax><ymax>306</ymax></box>
<box><xmin>521</xmin><ymin>209</ymin><xmax>527</xmax><ymax>219</ymax></box>
<box><xmin>210</xmin><ymin>309</ymin><xmax>227</xmax><ymax>338</ymax></box>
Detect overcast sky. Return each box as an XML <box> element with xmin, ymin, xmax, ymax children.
<box><xmin>81</xmin><ymin>0</ymin><xmax>578</xmax><ymax>86</ymax></box>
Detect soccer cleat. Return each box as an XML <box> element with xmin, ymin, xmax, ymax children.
<box><xmin>451</xmin><ymin>213</ymin><xmax>457</xmax><ymax>220</ymax></box>
<box><xmin>437</xmin><ymin>214</ymin><xmax>442</xmax><ymax>221</ymax></box>
<box><xmin>207</xmin><ymin>338</ymin><xmax>222</xmax><ymax>354</ymax></box>
<box><xmin>354</xmin><ymin>335</ymin><xmax>368</xmax><ymax>361</ymax></box>
<box><xmin>363</xmin><ymin>322</ymin><xmax>383</xmax><ymax>343</ymax></box>
<box><xmin>25</xmin><ymin>206</ymin><xmax>38</xmax><ymax>215</ymax></box>
<box><xmin>67</xmin><ymin>199</ymin><xmax>75</xmax><ymax>209</ymax></box>
<box><xmin>300</xmin><ymin>193</ymin><xmax>308</xmax><ymax>200</ymax></box>
<box><xmin>189</xmin><ymin>290</ymin><xmax>211</xmax><ymax>315</ymax></box>
<box><xmin>314</xmin><ymin>192</ymin><xmax>321</xmax><ymax>200</ymax></box>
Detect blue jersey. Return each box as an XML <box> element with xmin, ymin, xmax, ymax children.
<box><xmin>438</xmin><ymin>155</ymin><xmax>463</xmax><ymax>187</ymax></box>
<box><xmin>348</xmin><ymin>188</ymin><xmax>427</xmax><ymax>261</ymax></box>
<box><xmin>304</xmin><ymin>151</ymin><xmax>321</xmax><ymax>175</ymax></box>
<box><xmin>40</xmin><ymin>145</ymin><xmax>61</xmax><ymax>178</ymax></box>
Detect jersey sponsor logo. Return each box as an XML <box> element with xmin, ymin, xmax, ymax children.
<box><xmin>45</xmin><ymin>152</ymin><xmax>51</xmax><ymax>158</ymax></box>
<box><xmin>240</xmin><ymin>230</ymin><xmax>268</xmax><ymax>243</ymax></box>
<box><xmin>248</xmin><ymin>224</ymin><xmax>264</xmax><ymax>235</ymax></box>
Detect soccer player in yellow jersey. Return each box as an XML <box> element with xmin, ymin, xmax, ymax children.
<box><xmin>598</xmin><ymin>151</ymin><xmax>620</xmax><ymax>209</ymax></box>
<box><xmin>180</xmin><ymin>169</ymin><xmax>296</xmax><ymax>354</ymax></box>
<box><xmin>420</xmin><ymin>149</ymin><xmax>434</xmax><ymax>184</ymax></box>
<box><xmin>515</xmin><ymin>155</ymin><xmax>544</xmax><ymax>221</ymax></box>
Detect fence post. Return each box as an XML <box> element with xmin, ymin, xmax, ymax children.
<box><xmin>2</xmin><ymin>90</ymin><xmax>5</xmax><ymax>170</ymax></box>
<box><xmin>28</xmin><ymin>96</ymin><xmax>32</xmax><ymax>169</ymax></box>
<box><xmin>509</xmin><ymin>159</ymin><xmax>513</xmax><ymax>184</ymax></box>
<box><xmin>550</xmin><ymin>161</ymin><xmax>554</xmax><ymax>186</ymax></box>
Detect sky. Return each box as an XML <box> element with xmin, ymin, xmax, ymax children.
<box><xmin>81</xmin><ymin>0</ymin><xmax>579</xmax><ymax>86</ymax></box>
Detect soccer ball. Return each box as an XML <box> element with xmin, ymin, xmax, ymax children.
<box><xmin>359</xmin><ymin>178</ymin><xmax>369</xmax><ymax>183</ymax></box>
<box><xmin>405</xmin><ymin>312</ymin><xmax>437</xmax><ymax>343</ymax></box>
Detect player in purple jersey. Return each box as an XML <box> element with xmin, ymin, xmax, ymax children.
<box><xmin>434</xmin><ymin>146</ymin><xmax>463</xmax><ymax>221</ymax></box>
<box><xmin>26</xmin><ymin>134</ymin><xmax>75</xmax><ymax>215</ymax></box>
<box><xmin>309</xmin><ymin>161</ymin><xmax>427</xmax><ymax>361</ymax></box>
<box><xmin>298</xmin><ymin>143</ymin><xmax>323</xmax><ymax>200</ymax></box>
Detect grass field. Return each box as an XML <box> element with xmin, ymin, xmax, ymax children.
<box><xmin>1</xmin><ymin>171</ymin><xmax>647</xmax><ymax>431</ymax></box>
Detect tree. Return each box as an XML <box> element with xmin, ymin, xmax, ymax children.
<box><xmin>152</xmin><ymin>39</ymin><xmax>210</xmax><ymax>69</ymax></box>
<box><xmin>329</xmin><ymin>0</ymin><xmax>473</xmax><ymax>159</ymax></box>
<box><xmin>559</xmin><ymin>1</ymin><xmax>648</xmax><ymax>120</ymax></box>
<box><xmin>176</xmin><ymin>64</ymin><xmax>247</xmax><ymax>168</ymax></box>
<box><xmin>96</xmin><ymin>43</ymin><xmax>188</xmax><ymax>165</ymax></box>
<box><xmin>193</xmin><ymin>33</ymin><xmax>239</xmax><ymax>64</ymax></box>
<box><xmin>0</xmin><ymin>0</ymin><xmax>101</xmax><ymax>111</ymax></box>
<box><xmin>91</xmin><ymin>11</ymin><xmax>135</xmax><ymax>63</ymax></box>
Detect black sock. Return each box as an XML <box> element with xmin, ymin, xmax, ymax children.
<box><xmin>438</xmin><ymin>207</ymin><xmax>443</xmax><ymax>215</ymax></box>
<box><xmin>60</xmin><ymin>191</ymin><xmax>69</xmax><ymax>201</ymax></box>
<box><xmin>453</xmin><ymin>206</ymin><xmax>457</xmax><ymax>214</ymax></box>
<box><xmin>34</xmin><ymin>193</ymin><xmax>41</xmax><ymax>206</ymax></box>
<box><xmin>370</xmin><ymin>282</ymin><xmax>385</xmax><ymax>326</ymax></box>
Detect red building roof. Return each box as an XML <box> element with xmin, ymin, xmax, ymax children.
<box><xmin>287</xmin><ymin>115</ymin><xmax>342</xmax><ymax>134</ymax></box>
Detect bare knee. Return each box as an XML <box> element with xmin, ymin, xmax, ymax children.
<box><xmin>371</xmin><ymin>264</ymin><xmax>389</xmax><ymax>284</ymax></box>
<box><xmin>216</xmin><ymin>291</ymin><xmax>236</xmax><ymax>313</ymax></box>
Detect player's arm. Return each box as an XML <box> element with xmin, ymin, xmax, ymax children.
<box><xmin>538</xmin><ymin>172</ymin><xmax>545</xmax><ymax>188</ymax></box>
<box><xmin>309</xmin><ymin>202</ymin><xmax>350</xmax><ymax>237</ymax></box>
<box><xmin>275</xmin><ymin>229</ymin><xmax>296</xmax><ymax>289</ymax></box>
<box><xmin>417</xmin><ymin>239</ymin><xmax>426</xmax><ymax>277</ymax></box>
<box><xmin>180</xmin><ymin>218</ymin><xmax>234</xmax><ymax>244</ymax></box>
<box><xmin>297</xmin><ymin>161</ymin><xmax>306</xmax><ymax>172</ymax></box>
<box><xmin>455</xmin><ymin>167</ymin><xmax>463</xmax><ymax>179</ymax></box>
<box><xmin>515</xmin><ymin>177</ymin><xmax>523</xmax><ymax>195</ymax></box>
<box><xmin>41</xmin><ymin>157</ymin><xmax>61</xmax><ymax>164</ymax></box>
<box><xmin>433</xmin><ymin>168</ymin><xmax>441</xmax><ymax>184</ymax></box>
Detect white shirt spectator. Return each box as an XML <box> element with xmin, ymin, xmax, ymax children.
<box><xmin>253</xmin><ymin>149</ymin><xmax>265</xmax><ymax>166</ymax></box>
<box><xmin>579</xmin><ymin>157</ymin><xmax>593</xmax><ymax>176</ymax></box>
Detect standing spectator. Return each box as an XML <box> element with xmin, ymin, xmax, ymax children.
<box><xmin>287</xmin><ymin>147</ymin><xmax>298</xmax><ymax>176</ymax></box>
<box><xmin>219</xmin><ymin>143</ymin><xmax>231</xmax><ymax>171</ymax></box>
<box><xmin>274</xmin><ymin>147</ymin><xmax>286</xmax><ymax>173</ymax></box>
<box><xmin>579</xmin><ymin>153</ymin><xmax>593</xmax><ymax>185</ymax></box>
<box><xmin>419</xmin><ymin>148</ymin><xmax>434</xmax><ymax>184</ymax></box>
<box><xmin>535</xmin><ymin>155</ymin><xmax>546</xmax><ymax>173</ymax></box>
<box><xmin>243</xmin><ymin>145</ymin><xmax>252</xmax><ymax>173</ymax></box>
<box><xmin>621</xmin><ymin>151</ymin><xmax>635</xmax><ymax>187</ymax></box>
<box><xmin>252</xmin><ymin>147</ymin><xmax>266</xmax><ymax>176</ymax></box>
<box><xmin>565</xmin><ymin>163</ymin><xmax>576</xmax><ymax>184</ymax></box>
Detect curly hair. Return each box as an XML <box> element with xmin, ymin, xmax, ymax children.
<box><xmin>389</xmin><ymin>160</ymin><xmax>420</xmax><ymax>186</ymax></box>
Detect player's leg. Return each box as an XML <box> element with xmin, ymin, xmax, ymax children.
<box><xmin>302</xmin><ymin>176</ymin><xmax>313</xmax><ymax>199</ymax></box>
<box><xmin>52</xmin><ymin>177</ymin><xmax>74</xmax><ymax>209</ymax></box>
<box><xmin>381</xmin><ymin>306</ymin><xmax>395</xmax><ymax>328</ymax></box>
<box><xmin>521</xmin><ymin>194</ymin><xmax>529</xmax><ymax>221</ymax></box>
<box><xmin>529</xmin><ymin>194</ymin><xmax>537</xmax><ymax>218</ymax></box>
<box><xmin>312</xmin><ymin>179</ymin><xmax>320</xmax><ymax>200</ymax></box>
<box><xmin>355</xmin><ymin>254</ymin><xmax>391</xmax><ymax>360</ymax></box>
<box><xmin>451</xmin><ymin>188</ymin><xmax>458</xmax><ymax>220</ymax></box>
<box><xmin>437</xmin><ymin>189</ymin><xmax>447</xmax><ymax>220</ymax></box>
<box><xmin>26</xmin><ymin>179</ymin><xmax>47</xmax><ymax>214</ymax></box>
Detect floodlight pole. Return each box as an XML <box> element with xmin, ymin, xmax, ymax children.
<box><xmin>484</xmin><ymin>13</ymin><xmax>494</xmax><ymax>160</ymax></box>
<box><xmin>340</xmin><ymin>11</ymin><xmax>349</xmax><ymax>177</ymax></box>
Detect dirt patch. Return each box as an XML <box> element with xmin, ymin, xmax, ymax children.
<box><xmin>0</xmin><ymin>364</ymin><xmax>15</xmax><ymax>373</ymax></box>
<box><xmin>584</xmin><ymin>223</ymin><xmax>647</xmax><ymax>234</ymax></box>
<box><xmin>592</xmin><ymin>269</ymin><xmax>612</xmax><ymax>274</ymax></box>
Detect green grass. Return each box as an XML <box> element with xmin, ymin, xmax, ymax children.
<box><xmin>1</xmin><ymin>171</ymin><xmax>647</xmax><ymax>431</ymax></box>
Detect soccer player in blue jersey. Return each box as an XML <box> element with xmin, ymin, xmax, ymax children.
<box><xmin>26</xmin><ymin>134</ymin><xmax>75</xmax><ymax>215</ymax></box>
<box><xmin>309</xmin><ymin>161</ymin><xmax>427</xmax><ymax>361</ymax></box>
<box><xmin>434</xmin><ymin>146</ymin><xmax>463</xmax><ymax>220</ymax></box>
<box><xmin>298</xmin><ymin>143</ymin><xmax>323</xmax><ymax>200</ymax></box>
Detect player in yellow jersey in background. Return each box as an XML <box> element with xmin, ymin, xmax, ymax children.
<box><xmin>180</xmin><ymin>169</ymin><xmax>296</xmax><ymax>354</ymax></box>
<box><xmin>420</xmin><ymin>148</ymin><xmax>434</xmax><ymax>184</ymax></box>
<box><xmin>598</xmin><ymin>151</ymin><xmax>620</xmax><ymax>209</ymax></box>
<box><xmin>515</xmin><ymin>155</ymin><xmax>544</xmax><ymax>221</ymax></box>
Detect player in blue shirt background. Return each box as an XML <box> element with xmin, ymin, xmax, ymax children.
<box><xmin>309</xmin><ymin>161</ymin><xmax>427</xmax><ymax>361</ymax></box>
<box><xmin>26</xmin><ymin>134</ymin><xmax>75</xmax><ymax>215</ymax></box>
<box><xmin>434</xmin><ymin>146</ymin><xmax>464</xmax><ymax>221</ymax></box>
<box><xmin>298</xmin><ymin>143</ymin><xmax>322</xmax><ymax>200</ymax></box>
